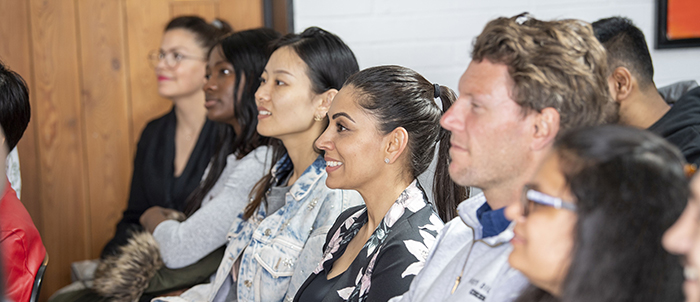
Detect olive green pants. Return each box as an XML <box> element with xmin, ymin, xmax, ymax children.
<box><xmin>49</xmin><ymin>246</ymin><xmax>225</xmax><ymax>302</ymax></box>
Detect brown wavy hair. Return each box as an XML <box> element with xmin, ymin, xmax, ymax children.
<box><xmin>472</xmin><ymin>13</ymin><xmax>618</xmax><ymax>133</ymax></box>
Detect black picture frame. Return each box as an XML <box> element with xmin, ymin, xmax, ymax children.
<box><xmin>656</xmin><ymin>0</ymin><xmax>700</xmax><ymax>49</ymax></box>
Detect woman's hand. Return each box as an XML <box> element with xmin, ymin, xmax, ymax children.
<box><xmin>140</xmin><ymin>206</ymin><xmax>185</xmax><ymax>233</ymax></box>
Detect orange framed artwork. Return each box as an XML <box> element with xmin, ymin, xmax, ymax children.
<box><xmin>657</xmin><ymin>0</ymin><xmax>700</xmax><ymax>48</ymax></box>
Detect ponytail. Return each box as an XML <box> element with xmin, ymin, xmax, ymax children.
<box><xmin>433</xmin><ymin>85</ymin><xmax>468</xmax><ymax>221</ymax></box>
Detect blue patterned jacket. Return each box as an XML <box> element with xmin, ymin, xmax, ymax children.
<box><xmin>154</xmin><ymin>154</ymin><xmax>363</xmax><ymax>302</ymax></box>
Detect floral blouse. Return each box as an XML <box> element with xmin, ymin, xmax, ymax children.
<box><xmin>293</xmin><ymin>180</ymin><xmax>444</xmax><ymax>302</ymax></box>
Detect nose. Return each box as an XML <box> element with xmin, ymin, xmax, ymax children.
<box><xmin>662</xmin><ymin>204</ymin><xmax>695</xmax><ymax>256</ymax></box>
<box><xmin>255</xmin><ymin>80</ymin><xmax>270</xmax><ymax>105</ymax></box>
<box><xmin>203</xmin><ymin>75</ymin><xmax>216</xmax><ymax>93</ymax></box>
<box><xmin>504</xmin><ymin>201</ymin><xmax>524</xmax><ymax>222</ymax></box>
<box><xmin>440</xmin><ymin>98</ymin><xmax>466</xmax><ymax>132</ymax></box>
<box><xmin>315</xmin><ymin>125</ymin><xmax>334</xmax><ymax>152</ymax></box>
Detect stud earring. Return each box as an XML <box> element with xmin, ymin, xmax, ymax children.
<box><xmin>314</xmin><ymin>115</ymin><xmax>323</xmax><ymax>122</ymax></box>
<box><xmin>384</xmin><ymin>158</ymin><xmax>390</xmax><ymax>164</ymax></box>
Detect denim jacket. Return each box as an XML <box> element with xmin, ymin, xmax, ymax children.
<box><xmin>154</xmin><ymin>154</ymin><xmax>363</xmax><ymax>302</ymax></box>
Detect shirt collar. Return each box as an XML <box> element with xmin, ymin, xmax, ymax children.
<box><xmin>270</xmin><ymin>154</ymin><xmax>326</xmax><ymax>202</ymax></box>
<box><xmin>475</xmin><ymin>202</ymin><xmax>511</xmax><ymax>238</ymax></box>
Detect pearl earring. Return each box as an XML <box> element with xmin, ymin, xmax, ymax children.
<box><xmin>384</xmin><ymin>158</ymin><xmax>390</xmax><ymax>164</ymax></box>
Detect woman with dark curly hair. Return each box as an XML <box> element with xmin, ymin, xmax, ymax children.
<box><xmin>505</xmin><ymin>125</ymin><xmax>686</xmax><ymax>302</ymax></box>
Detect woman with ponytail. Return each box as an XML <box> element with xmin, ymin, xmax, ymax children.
<box><xmin>293</xmin><ymin>65</ymin><xmax>467</xmax><ymax>302</ymax></box>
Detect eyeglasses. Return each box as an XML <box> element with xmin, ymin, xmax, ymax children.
<box><xmin>521</xmin><ymin>186</ymin><xmax>577</xmax><ymax>216</ymax></box>
<box><xmin>148</xmin><ymin>50</ymin><xmax>205</xmax><ymax>68</ymax></box>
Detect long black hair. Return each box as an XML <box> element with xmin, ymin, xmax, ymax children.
<box><xmin>516</xmin><ymin>125</ymin><xmax>686</xmax><ymax>302</ymax></box>
<box><xmin>244</xmin><ymin>26</ymin><xmax>359</xmax><ymax>220</ymax></box>
<box><xmin>182</xmin><ymin>28</ymin><xmax>280</xmax><ymax>216</ymax></box>
<box><xmin>342</xmin><ymin>65</ymin><xmax>467</xmax><ymax>221</ymax></box>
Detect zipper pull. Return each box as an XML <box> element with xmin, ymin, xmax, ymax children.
<box><xmin>451</xmin><ymin>276</ymin><xmax>461</xmax><ymax>294</ymax></box>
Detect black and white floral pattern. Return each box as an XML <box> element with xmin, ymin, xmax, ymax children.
<box><xmin>296</xmin><ymin>180</ymin><xmax>444</xmax><ymax>302</ymax></box>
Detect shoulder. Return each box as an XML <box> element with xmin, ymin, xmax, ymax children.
<box><xmin>233</xmin><ymin>146</ymin><xmax>272</xmax><ymax>168</ymax></box>
<box><xmin>137</xmin><ymin>110</ymin><xmax>174</xmax><ymax>145</ymax></box>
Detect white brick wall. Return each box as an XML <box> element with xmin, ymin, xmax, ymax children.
<box><xmin>294</xmin><ymin>0</ymin><xmax>700</xmax><ymax>93</ymax></box>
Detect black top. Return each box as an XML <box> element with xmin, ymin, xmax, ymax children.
<box><xmin>649</xmin><ymin>86</ymin><xmax>700</xmax><ymax>167</ymax></box>
<box><xmin>101</xmin><ymin>108</ymin><xmax>218</xmax><ymax>257</ymax></box>
<box><xmin>296</xmin><ymin>271</ymin><xmax>342</xmax><ymax>302</ymax></box>
<box><xmin>293</xmin><ymin>181</ymin><xmax>443</xmax><ymax>302</ymax></box>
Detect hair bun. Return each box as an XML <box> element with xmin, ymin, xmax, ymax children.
<box><xmin>212</xmin><ymin>18</ymin><xmax>233</xmax><ymax>34</ymax></box>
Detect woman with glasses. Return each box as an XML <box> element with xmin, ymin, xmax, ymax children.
<box><xmin>101</xmin><ymin>16</ymin><xmax>231</xmax><ymax>257</ymax></box>
<box><xmin>664</xmin><ymin>164</ymin><xmax>700</xmax><ymax>302</ymax></box>
<box><xmin>504</xmin><ymin>125</ymin><xmax>686</xmax><ymax>302</ymax></box>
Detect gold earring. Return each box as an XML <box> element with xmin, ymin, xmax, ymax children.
<box><xmin>314</xmin><ymin>115</ymin><xmax>323</xmax><ymax>122</ymax></box>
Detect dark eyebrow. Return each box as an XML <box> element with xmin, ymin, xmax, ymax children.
<box><xmin>331</xmin><ymin>112</ymin><xmax>355</xmax><ymax>123</ymax></box>
<box><xmin>273</xmin><ymin>70</ymin><xmax>294</xmax><ymax>77</ymax></box>
<box><xmin>524</xmin><ymin>183</ymin><xmax>539</xmax><ymax>191</ymax></box>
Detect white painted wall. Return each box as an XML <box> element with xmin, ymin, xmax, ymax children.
<box><xmin>294</xmin><ymin>0</ymin><xmax>700</xmax><ymax>93</ymax></box>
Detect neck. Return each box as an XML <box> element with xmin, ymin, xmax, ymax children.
<box><xmin>481</xmin><ymin>152</ymin><xmax>543</xmax><ymax>210</ymax></box>
<box><xmin>279</xmin><ymin>124</ymin><xmax>325</xmax><ymax>186</ymax></box>
<box><xmin>172</xmin><ymin>91</ymin><xmax>207</xmax><ymax>131</ymax></box>
<box><xmin>357</xmin><ymin>172</ymin><xmax>413</xmax><ymax>229</ymax></box>
<box><xmin>619</xmin><ymin>87</ymin><xmax>670</xmax><ymax>129</ymax></box>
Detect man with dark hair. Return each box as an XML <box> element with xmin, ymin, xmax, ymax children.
<box><xmin>592</xmin><ymin>16</ymin><xmax>700</xmax><ymax>166</ymax></box>
<box><xmin>0</xmin><ymin>61</ymin><xmax>31</xmax><ymax>198</ymax></box>
<box><xmin>0</xmin><ymin>61</ymin><xmax>45</xmax><ymax>302</ymax></box>
<box><xmin>391</xmin><ymin>14</ymin><xmax>615</xmax><ymax>302</ymax></box>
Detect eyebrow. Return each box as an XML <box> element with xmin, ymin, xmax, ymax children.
<box><xmin>273</xmin><ymin>70</ymin><xmax>295</xmax><ymax>77</ymax></box>
<box><xmin>332</xmin><ymin>112</ymin><xmax>355</xmax><ymax>123</ymax></box>
<box><xmin>162</xmin><ymin>46</ymin><xmax>188</xmax><ymax>53</ymax></box>
<box><xmin>524</xmin><ymin>183</ymin><xmax>539</xmax><ymax>191</ymax></box>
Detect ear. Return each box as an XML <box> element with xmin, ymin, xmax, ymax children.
<box><xmin>609</xmin><ymin>67</ymin><xmax>634</xmax><ymax>103</ymax></box>
<box><xmin>384</xmin><ymin>127</ymin><xmax>409</xmax><ymax>164</ymax></box>
<box><xmin>532</xmin><ymin>107</ymin><xmax>559</xmax><ymax>151</ymax></box>
<box><xmin>314</xmin><ymin>88</ymin><xmax>338</xmax><ymax>118</ymax></box>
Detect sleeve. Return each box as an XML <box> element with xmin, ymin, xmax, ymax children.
<box><xmin>101</xmin><ymin>126</ymin><xmax>152</xmax><ymax>257</ymax></box>
<box><xmin>151</xmin><ymin>282</ymin><xmax>213</xmax><ymax>302</ymax></box>
<box><xmin>152</xmin><ymin>148</ymin><xmax>269</xmax><ymax>268</ymax></box>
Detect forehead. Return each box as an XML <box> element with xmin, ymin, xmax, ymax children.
<box><xmin>329</xmin><ymin>86</ymin><xmax>371</xmax><ymax>117</ymax></box>
<box><xmin>161</xmin><ymin>28</ymin><xmax>201</xmax><ymax>52</ymax></box>
<box><xmin>458</xmin><ymin>59</ymin><xmax>516</xmax><ymax>104</ymax></box>
<box><xmin>266</xmin><ymin>46</ymin><xmax>308</xmax><ymax>76</ymax></box>
<box><xmin>207</xmin><ymin>45</ymin><xmax>226</xmax><ymax>64</ymax></box>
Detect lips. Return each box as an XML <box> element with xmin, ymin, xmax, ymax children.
<box><xmin>258</xmin><ymin>106</ymin><xmax>272</xmax><ymax>119</ymax></box>
<box><xmin>511</xmin><ymin>229</ymin><xmax>526</xmax><ymax>245</ymax></box>
<box><xmin>157</xmin><ymin>76</ymin><xmax>170</xmax><ymax>81</ymax></box>
<box><xmin>204</xmin><ymin>99</ymin><xmax>218</xmax><ymax>109</ymax></box>
<box><xmin>324</xmin><ymin>157</ymin><xmax>343</xmax><ymax>173</ymax></box>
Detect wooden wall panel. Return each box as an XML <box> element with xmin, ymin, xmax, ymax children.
<box><xmin>220</xmin><ymin>0</ymin><xmax>264</xmax><ymax>31</ymax></box>
<box><xmin>0</xmin><ymin>1</ymin><xmax>268</xmax><ymax>300</ymax></box>
<box><xmin>0</xmin><ymin>0</ymin><xmax>43</xmax><ymax>232</ymax></box>
<box><xmin>76</xmin><ymin>0</ymin><xmax>133</xmax><ymax>259</ymax></box>
<box><xmin>28</xmin><ymin>0</ymin><xmax>91</xmax><ymax>299</ymax></box>
<box><xmin>171</xmin><ymin>1</ymin><xmax>218</xmax><ymax>20</ymax></box>
<box><xmin>125</xmin><ymin>0</ymin><xmax>172</xmax><ymax>148</ymax></box>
